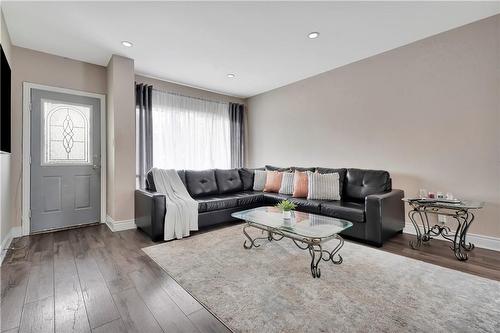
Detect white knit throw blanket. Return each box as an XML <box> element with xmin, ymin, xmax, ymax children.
<box><xmin>151</xmin><ymin>168</ymin><xmax>199</xmax><ymax>241</ymax></box>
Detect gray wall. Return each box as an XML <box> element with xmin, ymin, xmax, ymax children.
<box><xmin>247</xmin><ymin>15</ymin><xmax>500</xmax><ymax>238</ymax></box>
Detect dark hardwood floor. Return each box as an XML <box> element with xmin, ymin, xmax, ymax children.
<box><xmin>1</xmin><ymin>225</ymin><xmax>230</xmax><ymax>333</ymax></box>
<box><xmin>1</xmin><ymin>224</ymin><xmax>499</xmax><ymax>332</ymax></box>
<box><xmin>378</xmin><ymin>232</ymin><xmax>500</xmax><ymax>282</ymax></box>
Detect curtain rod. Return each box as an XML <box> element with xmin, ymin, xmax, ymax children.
<box><xmin>152</xmin><ymin>88</ymin><xmax>233</xmax><ymax>105</ymax></box>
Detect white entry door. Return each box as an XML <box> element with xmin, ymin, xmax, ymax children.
<box><xmin>30</xmin><ymin>88</ymin><xmax>101</xmax><ymax>233</ymax></box>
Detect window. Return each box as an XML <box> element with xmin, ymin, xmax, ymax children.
<box><xmin>152</xmin><ymin>90</ymin><xmax>230</xmax><ymax>170</ymax></box>
<box><xmin>41</xmin><ymin>99</ymin><xmax>92</xmax><ymax>165</ymax></box>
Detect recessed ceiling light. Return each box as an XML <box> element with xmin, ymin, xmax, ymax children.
<box><xmin>121</xmin><ymin>41</ymin><xmax>133</xmax><ymax>47</ymax></box>
<box><xmin>308</xmin><ymin>32</ymin><xmax>320</xmax><ymax>39</ymax></box>
<box><xmin>227</xmin><ymin>73</ymin><xmax>235</xmax><ymax>78</ymax></box>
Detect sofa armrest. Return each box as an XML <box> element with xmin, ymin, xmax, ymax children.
<box><xmin>135</xmin><ymin>189</ymin><xmax>166</xmax><ymax>242</ymax></box>
<box><xmin>365</xmin><ymin>189</ymin><xmax>405</xmax><ymax>246</ymax></box>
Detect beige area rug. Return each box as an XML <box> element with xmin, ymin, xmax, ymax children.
<box><xmin>143</xmin><ymin>224</ymin><xmax>500</xmax><ymax>333</ymax></box>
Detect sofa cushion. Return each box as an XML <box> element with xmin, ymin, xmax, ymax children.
<box><xmin>231</xmin><ymin>191</ymin><xmax>265</xmax><ymax>206</ymax></box>
<box><xmin>345</xmin><ymin>168</ymin><xmax>391</xmax><ymax>202</ymax></box>
<box><xmin>320</xmin><ymin>201</ymin><xmax>365</xmax><ymax>223</ymax></box>
<box><xmin>263</xmin><ymin>193</ymin><xmax>292</xmax><ymax>205</ymax></box>
<box><xmin>177</xmin><ymin>170</ymin><xmax>186</xmax><ymax>187</ymax></box>
<box><xmin>316</xmin><ymin>167</ymin><xmax>347</xmax><ymax>197</ymax></box>
<box><xmin>185</xmin><ymin>170</ymin><xmax>218</xmax><ymax>197</ymax></box>
<box><xmin>146</xmin><ymin>170</ymin><xmax>156</xmax><ymax>191</ymax></box>
<box><xmin>215</xmin><ymin>169</ymin><xmax>243</xmax><ymax>194</ymax></box>
<box><xmin>238</xmin><ymin>168</ymin><xmax>255</xmax><ymax>191</ymax></box>
<box><xmin>287</xmin><ymin>197</ymin><xmax>326</xmax><ymax>214</ymax></box>
<box><xmin>146</xmin><ymin>169</ymin><xmax>186</xmax><ymax>191</ymax></box>
<box><xmin>265</xmin><ymin>165</ymin><xmax>291</xmax><ymax>172</ymax></box>
<box><xmin>291</xmin><ymin>166</ymin><xmax>315</xmax><ymax>172</ymax></box>
<box><xmin>196</xmin><ymin>194</ymin><xmax>240</xmax><ymax>213</ymax></box>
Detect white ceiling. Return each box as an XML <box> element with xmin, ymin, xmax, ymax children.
<box><xmin>3</xmin><ymin>2</ymin><xmax>500</xmax><ymax>98</ymax></box>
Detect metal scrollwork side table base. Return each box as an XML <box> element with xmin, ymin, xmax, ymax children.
<box><xmin>404</xmin><ymin>199</ymin><xmax>484</xmax><ymax>261</ymax></box>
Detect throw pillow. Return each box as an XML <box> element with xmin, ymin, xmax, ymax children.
<box><xmin>279</xmin><ymin>172</ymin><xmax>294</xmax><ymax>195</ymax></box>
<box><xmin>253</xmin><ymin>170</ymin><xmax>267</xmax><ymax>191</ymax></box>
<box><xmin>307</xmin><ymin>172</ymin><xmax>341</xmax><ymax>200</ymax></box>
<box><xmin>264</xmin><ymin>171</ymin><xmax>283</xmax><ymax>193</ymax></box>
<box><xmin>292</xmin><ymin>171</ymin><xmax>308</xmax><ymax>198</ymax></box>
<box><xmin>316</xmin><ymin>167</ymin><xmax>347</xmax><ymax>197</ymax></box>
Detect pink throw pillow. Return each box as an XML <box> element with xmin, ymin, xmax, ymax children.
<box><xmin>292</xmin><ymin>171</ymin><xmax>308</xmax><ymax>198</ymax></box>
<box><xmin>264</xmin><ymin>171</ymin><xmax>283</xmax><ymax>193</ymax></box>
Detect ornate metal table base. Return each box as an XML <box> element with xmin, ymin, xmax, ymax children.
<box><xmin>408</xmin><ymin>207</ymin><xmax>475</xmax><ymax>261</ymax></box>
<box><xmin>243</xmin><ymin>222</ymin><xmax>344</xmax><ymax>278</ymax></box>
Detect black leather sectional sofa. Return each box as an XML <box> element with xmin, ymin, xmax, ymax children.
<box><xmin>135</xmin><ymin>167</ymin><xmax>405</xmax><ymax>246</ymax></box>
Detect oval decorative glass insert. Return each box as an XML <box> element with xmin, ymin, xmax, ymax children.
<box><xmin>42</xmin><ymin>100</ymin><xmax>92</xmax><ymax>165</ymax></box>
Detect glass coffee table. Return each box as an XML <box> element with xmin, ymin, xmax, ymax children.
<box><xmin>232</xmin><ymin>206</ymin><xmax>353</xmax><ymax>278</ymax></box>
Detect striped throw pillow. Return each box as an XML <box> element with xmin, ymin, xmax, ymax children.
<box><xmin>253</xmin><ymin>170</ymin><xmax>267</xmax><ymax>191</ymax></box>
<box><xmin>279</xmin><ymin>172</ymin><xmax>295</xmax><ymax>194</ymax></box>
<box><xmin>307</xmin><ymin>172</ymin><xmax>340</xmax><ymax>200</ymax></box>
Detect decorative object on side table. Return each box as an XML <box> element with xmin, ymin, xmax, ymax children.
<box><xmin>275</xmin><ymin>199</ymin><xmax>296</xmax><ymax>219</ymax></box>
<box><xmin>403</xmin><ymin>198</ymin><xmax>484</xmax><ymax>261</ymax></box>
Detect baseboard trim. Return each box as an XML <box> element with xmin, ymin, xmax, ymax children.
<box><xmin>105</xmin><ymin>215</ymin><xmax>137</xmax><ymax>232</ymax></box>
<box><xmin>403</xmin><ymin>223</ymin><xmax>500</xmax><ymax>252</ymax></box>
<box><xmin>1</xmin><ymin>226</ymin><xmax>23</xmax><ymax>266</ymax></box>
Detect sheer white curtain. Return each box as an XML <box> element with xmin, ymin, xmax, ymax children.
<box><xmin>152</xmin><ymin>89</ymin><xmax>231</xmax><ymax>170</ymax></box>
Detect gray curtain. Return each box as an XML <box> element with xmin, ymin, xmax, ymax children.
<box><xmin>229</xmin><ymin>103</ymin><xmax>245</xmax><ymax>168</ymax></box>
<box><xmin>136</xmin><ymin>83</ymin><xmax>153</xmax><ymax>188</ymax></box>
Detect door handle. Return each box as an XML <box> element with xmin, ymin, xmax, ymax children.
<box><xmin>93</xmin><ymin>155</ymin><xmax>101</xmax><ymax>170</ymax></box>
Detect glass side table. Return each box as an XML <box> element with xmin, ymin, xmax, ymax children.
<box><xmin>403</xmin><ymin>198</ymin><xmax>484</xmax><ymax>261</ymax></box>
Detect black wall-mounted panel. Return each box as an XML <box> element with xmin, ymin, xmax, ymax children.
<box><xmin>1</xmin><ymin>44</ymin><xmax>12</xmax><ymax>153</ymax></box>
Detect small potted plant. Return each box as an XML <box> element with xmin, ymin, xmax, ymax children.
<box><xmin>276</xmin><ymin>200</ymin><xmax>296</xmax><ymax>219</ymax></box>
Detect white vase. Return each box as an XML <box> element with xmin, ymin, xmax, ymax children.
<box><xmin>283</xmin><ymin>210</ymin><xmax>292</xmax><ymax>219</ymax></box>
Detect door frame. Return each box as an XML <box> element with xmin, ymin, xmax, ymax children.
<box><xmin>22</xmin><ymin>82</ymin><xmax>107</xmax><ymax>235</ymax></box>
